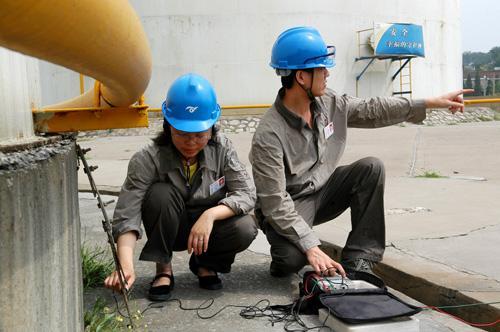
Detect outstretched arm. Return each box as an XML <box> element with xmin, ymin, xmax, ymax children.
<box><xmin>424</xmin><ymin>89</ymin><xmax>474</xmax><ymax>113</ymax></box>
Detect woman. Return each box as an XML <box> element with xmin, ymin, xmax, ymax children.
<box><xmin>104</xmin><ymin>73</ymin><xmax>257</xmax><ymax>301</ymax></box>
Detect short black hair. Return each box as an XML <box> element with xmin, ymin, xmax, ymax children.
<box><xmin>280</xmin><ymin>68</ymin><xmax>314</xmax><ymax>89</ymax></box>
<box><xmin>153</xmin><ymin>120</ymin><xmax>219</xmax><ymax>147</ymax></box>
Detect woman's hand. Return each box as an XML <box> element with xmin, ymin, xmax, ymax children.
<box><xmin>188</xmin><ymin>210</ymin><xmax>215</xmax><ymax>255</ymax></box>
<box><xmin>187</xmin><ymin>205</ymin><xmax>235</xmax><ymax>255</ymax></box>
<box><xmin>104</xmin><ymin>231</ymin><xmax>137</xmax><ymax>291</ymax></box>
<box><xmin>104</xmin><ymin>267</ymin><xmax>135</xmax><ymax>292</ymax></box>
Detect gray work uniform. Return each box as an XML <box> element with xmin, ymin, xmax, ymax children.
<box><xmin>112</xmin><ymin>132</ymin><xmax>257</xmax><ymax>273</ymax></box>
<box><xmin>250</xmin><ymin>88</ymin><xmax>426</xmax><ymax>273</ymax></box>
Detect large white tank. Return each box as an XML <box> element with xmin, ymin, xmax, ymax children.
<box><xmin>0</xmin><ymin>49</ymin><xmax>38</xmax><ymax>142</ymax></box>
<box><xmin>39</xmin><ymin>0</ymin><xmax>462</xmax><ymax>107</ymax></box>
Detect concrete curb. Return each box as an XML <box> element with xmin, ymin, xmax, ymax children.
<box><xmin>79</xmin><ymin>183</ymin><xmax>121</xmax><ymax>196</ymax></box>
<box><xmin>320</xmin><ymin>240</ymin><xmax>500</xmax><ymax>332</ymax></box>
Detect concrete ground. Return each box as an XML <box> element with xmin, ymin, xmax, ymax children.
<box><xmin>81</xmin><ymin>194</ymin><xmax>480</xmax><ymax>332</ymax></box>
<box><xmin>78</xmin><ymin>121</ymin><xmax>500</xmax><ymax>331</ymax></box>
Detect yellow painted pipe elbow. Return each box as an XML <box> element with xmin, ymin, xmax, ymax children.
<box><xmin>0</xmin><ymin>0</ymin><xmax>152</xmax><ymax>108</ymax></box>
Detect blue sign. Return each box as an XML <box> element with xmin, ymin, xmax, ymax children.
<box><xmin>373</xmin><ymin>23</ymin><xmax>425</xmax><ymax>57</ymax></box>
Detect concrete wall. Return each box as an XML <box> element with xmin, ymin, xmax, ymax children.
<box><xmin>0</xmin><ymin>139</ymin><xmax>83</xmax><ymax>332</ymax></box>
<box><xmin>38</xmin><ymin>0</ymin><xmax>462</xmax><ymax>107</ymax></box>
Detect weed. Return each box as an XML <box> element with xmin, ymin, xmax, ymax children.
<box><xmin>84</xmin><ymin>298</ymin><xmax>122</xmax><ymax>332</ymax></box>
<box><xmin>84</xmin><ymin>297</ymin><xmax>147</xmax><ymax>331</ymax></box>
<box><xmin>415</xmin><ymin>170</ymin><xmax>447</xmax><ymax>178</ymax></box>
<box><xmin>81</xmin><ymin>244</ymin><xmax>114</xmax><ymax>289</ymax></box>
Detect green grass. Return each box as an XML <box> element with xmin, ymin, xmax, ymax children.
<box><xmin>84</xmin><ymin>298</ymin><xmax>123</xmax><ymax>332</ymax></box>
<box><xmin>415</xmin><ymin>170</ymin><xmax>447</xmax><ymax>178</ymax></box>
<box><xmin>84</xmin><ymin>297</ymin><xmax>147</xmax><ymax>331</ymax></box>
<box><xmin>81</xmin><ymin>244</ymin><xmax>114</xmax><ymax>289</ymax></box>
<box><xmin>81</xmin><ymin>245</ymin><xmax>148</xmax><ymax>330</ymax></box>
<box><xmin>494</xmin><ymin>111</ymin><xmax>500</xmax><ymax>121</ymax></box>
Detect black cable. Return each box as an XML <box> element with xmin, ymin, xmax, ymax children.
<box><xmin>108</xmin><ymin>277</ymin><xmax>500</xmax><ymax>331</ymax></box>
<box><xmin>108</xmin><ymin>284</ymin><xmax>334</xmax><ymax>332</ymax></box>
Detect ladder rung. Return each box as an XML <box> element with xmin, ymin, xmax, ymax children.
<box><xmin>393</xmin><ymin>91</ymin><xmax>412</xmax><ymax>95</ymax></box>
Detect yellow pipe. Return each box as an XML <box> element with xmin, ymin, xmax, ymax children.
<box><xmin>149</xmin><ymin>104</ymin><xmax>272</xmax><ymax>113</ymax></box>
<box><xmin>32</xmin><ymin>105</ymin><xmax>148</xmax><ymax>114</ymax></box>
<box><xmin>41</xmin><ymin>98</ymin><xmax>500</xmax><ymax>115</ymax></box>
<box><xmin>0</xmin><ymin>0</ymin><xmax>151</xmax><ymax>109</ymax></box>
<box><xmin>464</xmin><ymin>98</ymin><xmax>500</xmax><ymax>105</ymax></box>
<box><xmin>222</xmin><ymin>104</ymin><xmax>272</xmax><ymax>110</ymax></box>
<box><xmin>79</xmin><ymin>74</ymin><xmax>85</xmax><ymax>95</ymax></box>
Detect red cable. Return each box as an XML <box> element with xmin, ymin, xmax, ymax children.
<box><xmin>422</xmin><ymin>306</ymin><xmax>500</xmax><ymax>327</ymax></box>
<box><xmin>304</xmin><ymin>273</ymin><xmax>331</xmax><ymax>300</ymax></box>
<box><xmin>303</xmin><ymin>273</ymin><xmax>321</xmax><ymax>295</ymax></box>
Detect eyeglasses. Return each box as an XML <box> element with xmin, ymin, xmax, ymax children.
<box><xmin>304</xmin><ymin>45</ymin><xmax>336</xmax><ymax>65</ymax></box>
<box><xmin>172</xmin><ymin>131</ymin><xmax>211</xmax><ymax>143</ymax></box>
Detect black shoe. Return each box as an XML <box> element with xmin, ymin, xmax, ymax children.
<box><xmin>269</xmin><ymin>262</ymin><xmax>293</xmax><ymax>278</ymax></box>
<box><xmin>198</xmin><ymin>273</ymin><xmax>222</xmax><ymax>290</ymax></box>
<box><xmin>341</xmin><ymin>258</ymin><xmax>375</xmax><ymax>275</ymax></box>
<box><xmin>148</xmin><ymin>273</ymin><xmax>174</xmax><ymax>301</ymax></box>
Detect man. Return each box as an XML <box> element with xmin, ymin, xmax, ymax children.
<box><xmin>250</xmin><ymin>26</ymin><xmax>470</xmax><ymax>278</ymax></box>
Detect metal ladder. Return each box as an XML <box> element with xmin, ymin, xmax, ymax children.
<box><xmin>392</xmin><ymin>58</ymin><xmax>413</xmax><ymax>98</ymax></box>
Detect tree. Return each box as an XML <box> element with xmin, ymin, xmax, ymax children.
<box><xmin>464</xmin><ymin>73</ymin><xmax>473</xmax><ymax>89</ymax></box>
<box><xmin>489</xmin><ymin>47</ymin><xmax>500</xmax><ymax>68</ymax></box>
<box><xmin>474</xmin><ymin>70</ymin><xmax>482</xmax><ymax>96</ymax></box>
<box><xmin>486</xmin><ymin>79</ymin><xmax>493</xmax><ymax>95</ymax></box>
<box><xmin>463</xmin><ymin>51</ymin><xmax>492</xmax><ymax>69</ymax></box>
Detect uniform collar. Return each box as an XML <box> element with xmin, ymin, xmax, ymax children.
<box><xmin>158</xmin><ymin>142</ymin><xmax>218</xmax><ymax>175</ymax></box>
<box><xmin>274</xmin><ymin>88</ymin><xmax>322</xmax><ymax>130</ymax></box>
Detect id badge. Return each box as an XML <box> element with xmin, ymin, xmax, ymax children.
<box><xmin>209</xmin><ymin>176</ymin><xmax>225</xmax><ymax>195</ymax></box>
<box><xmin>323</xmin><ymin>122</ymin><xmax>334</xmax><ymax>140</ymax></box>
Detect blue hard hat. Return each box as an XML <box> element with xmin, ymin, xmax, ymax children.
<box><xmin>270</xmin><ymin>26</ymin><xmax>336</xmax><ymax>72</ymax></box>
<box><xmin>162</xmin><ymin>73</ymin><xmax>221</xmax><ymax>133</ymax></box>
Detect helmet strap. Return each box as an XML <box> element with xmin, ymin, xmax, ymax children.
<box><xmin>295</xmin><ymin>70</ymin><xmax>316</xmax><ymax>102</ymax></box>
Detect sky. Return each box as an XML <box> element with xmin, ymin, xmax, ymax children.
<box><xmin>461</xmin><ymin>0</ymin><xmax>500</xmax><ymax>52</ymax></box>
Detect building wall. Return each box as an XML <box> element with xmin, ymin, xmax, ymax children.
<box><xmin>39</xmin><ymin>0</ymin><xmax>462</xmax><ymax>107</ymax></box>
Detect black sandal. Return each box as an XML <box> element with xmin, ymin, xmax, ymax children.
<box><xmin>198</xmin><ymin>273</ymin><xmax>222</xmax><ymax>290</ymax></box>
<box><xmin>188</xmin><ymin>258</ymin><xmax>222</xmax><ymax>290</ymax></box>
<box><xmin>148</xmin><ymin>273</ymin><xmax>174</xmax><ymax>301</ymax></box>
